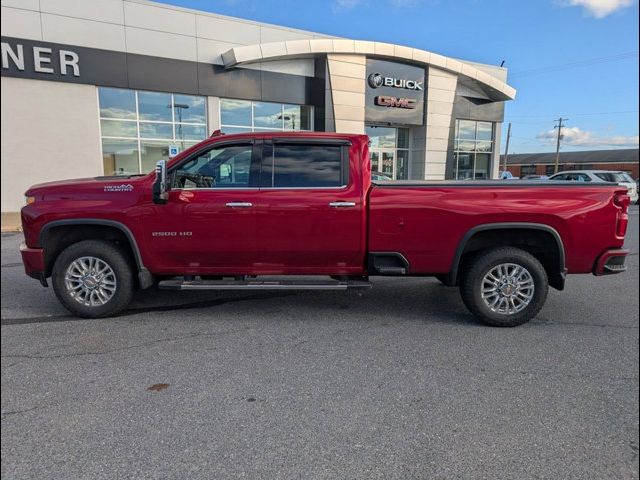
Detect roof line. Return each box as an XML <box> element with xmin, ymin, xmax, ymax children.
<box><xmin>222</xmin><ymin>39</ymin><xmax>516</xmax><ymax>101</ymax></box>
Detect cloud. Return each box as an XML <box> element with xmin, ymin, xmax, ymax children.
<box><xmin>331</xmin><ymin>0</ymin><xmax>365</xmax><ymax>12</ymax></box>
<box><xmin>332</xmin><ymin>0</ymin><xmax>432</xmax><ymax>12</ymax></box>
<box><xmin>536</xmin><ymin>126</ymin><xmax>639</xmax><ymax>147</ymax></box>
<box><xmin>388</xmin><ymin>0</ymin><xmax>422</xmax><ymax>6</ymax></box>
<box><xmin>560</xmin><ymin>0</ymin><xmax>634</xmax><ymax>18</ymax></box>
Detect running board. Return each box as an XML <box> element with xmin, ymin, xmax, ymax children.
<box><xmin>158</xmin><ymin>279</ymin><xmax>372</xmax><ymax>291</ymax></box>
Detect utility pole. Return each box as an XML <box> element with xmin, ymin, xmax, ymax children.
<box><xmin>503</xmin><ymin>122</ymin><xmax>512</xmax><ymax>175</ymax></box>
<box><xmin>553</xmin><ymin>117</ymin><xmax>568</xmax><ymax>174</ymax></box>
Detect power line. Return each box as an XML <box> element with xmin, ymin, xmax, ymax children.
<box><xmin>509</xmin><ymin>52</ymin><xmax>638</xmax><ymax>78</ymax></box>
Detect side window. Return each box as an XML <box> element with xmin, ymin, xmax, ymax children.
<box><xmin>263</xmin><ymin>143</ymin><xmax>344</xmax><ymax>188</ymax></box>
<box><xmin>173</xmin><ymin>144</ymin><xmax>252</xmax><ymax>188</ymax></box>
<box><xmin>576</xmin><ymin>174</ymin><xmax>591</xmax><ymax>182</ymax></box>
<box><xmin>595</xmin><ymin>172</ymin><xmax>621</xmax><ymax>182</ymax></box>
<box><xmin>551</xmin><ymin>174</ymin><xmax>566</xmax><ymax>181</ymax></box>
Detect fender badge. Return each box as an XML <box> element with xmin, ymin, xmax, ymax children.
<box><xmin>104</xmin><ymin>184</ymin><xmax>134</xmax><ymax>192</ymax></box>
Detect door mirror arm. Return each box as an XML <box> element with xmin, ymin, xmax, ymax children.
<box><xmin>152</xmin><ymin>159</ymin><xmax>169</xmax><ymax>204</ymax></box>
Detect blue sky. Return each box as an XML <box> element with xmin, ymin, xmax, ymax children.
<box><xmin>160</xmin><ymin>0</ymin><xmax>638</xmax><ymax>154</ymax></box>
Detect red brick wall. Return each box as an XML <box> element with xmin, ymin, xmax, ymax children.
<box><xmin>506</xmin><ymin>163</ymin><xmax>639</xmax><ymax>178</ymax></box>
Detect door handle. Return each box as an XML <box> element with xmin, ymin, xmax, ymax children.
<box><xmin>329</xmin><ymin>202</ymin><xmax>357</xmax><ymax>208</ymax></box>
<box><xmin>226</xmin><ymin>202</ymin><xmax>253</xmax><ymax>208</ymax></box>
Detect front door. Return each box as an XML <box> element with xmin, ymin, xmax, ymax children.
<box><xmin>143</xmin><ymin>140</ymin><xmax>261</xmax><ymax>274</ymax></box>
<box><xmin>254</xmin><ymin>139</ymin><xmax>366</xmax><ymax>275</ymax></box>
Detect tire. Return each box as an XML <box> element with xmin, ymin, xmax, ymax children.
<box><xmin>51</xmin><ymin>240</ymin><xmax>135</xmax><ymax>318</ymax></box>
<box><xmin>460</xmin><ymin>247</ymin><xmax>548</xmax><ymax>327</ymax></box>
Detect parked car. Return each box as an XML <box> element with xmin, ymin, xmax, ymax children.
<box><xmin>20</xmin><ymin>132</ymin><xmax>631</xmax><ymax>327</ymax></box>
<box><xmin>521</xmin><ymin>175</ymin><xmax>549</xmax><ymax>180</ymax></box>
<box><xmin>371</xmin><ymin>171</ymin><xmax>392</xmax><ymax>181</ymax></box>
<box><xmin>548</xmin><ymin>170</ymin><xmax>638</xmax><ymax>203</ymax></box>
<box><xmin>499</xmin><ymin>171</ymin><xmax>519</xmax><ymax>180</ymax></box>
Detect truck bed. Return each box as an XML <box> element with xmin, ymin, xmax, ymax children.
<box><xmin>368</xmin><ymin>181</ymin><xmax>626</xmax><ymax>275</ymax></box>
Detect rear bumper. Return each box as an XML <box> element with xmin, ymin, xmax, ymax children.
<box><xmin>20</xmin><ymin>243</ymin><xmax>48</xmax><ymax>286</ymax></box>
<box><xmin>593</xmin><ymin>249</ymin><xmax>629</xmax><ymax>275</ymax></box>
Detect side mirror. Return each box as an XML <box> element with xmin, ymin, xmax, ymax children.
<box><xmin>152</xmin><ymin>159</ymin><xmax>169</xmax><ymax>204</ymax></box>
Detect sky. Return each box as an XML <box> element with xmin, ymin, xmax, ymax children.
<box><xmin>159</xmin><ymin>0</ymin><xmax>639</xmax><ymax>154</ymax></box>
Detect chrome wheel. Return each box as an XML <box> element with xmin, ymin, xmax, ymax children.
<box><xmin>481</xmin><ymin>263</ymin><xmax>535</xmax><ymax>315</ymax></box>
<box><xmin>64</xmin><ymin>256</ymin><xmax>117</xmax><ymax>307</ymax></box>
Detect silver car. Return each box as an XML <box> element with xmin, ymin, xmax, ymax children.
<box><xmin>549</xmin><ymin>170</ymin><xmax>638</xmax><ymax>203</ymax></box>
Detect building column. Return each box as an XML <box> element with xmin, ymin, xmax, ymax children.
<box><xmin>423</xmin><ymin>66</ymin><xmax>458</xmax><ymax>180</ymax></box>
<box><xmin>207</xmin><ymin>96</ymin><xmax>220</xmax><ymax>135</ymax></box>
<box><xmin>326</xmin><ymin>54</ymin><xmax>366</xmax><ymax>134</ymax></box>
<box><xmin>492</xmin><ymin>121</ymin><xmax>503</xmax><ymax>179</ymax></box>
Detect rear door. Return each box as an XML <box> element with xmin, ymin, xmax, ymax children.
<box><xmin>254</xmin><ymin>138</ymin><xmax>366</xmax><ymax>275</ymax></box>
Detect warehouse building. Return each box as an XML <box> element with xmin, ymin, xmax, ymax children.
<box><xmin>1</xmin><ymin>0</ymin><xmax>515</xmax><ymax>227</ymax></box>
<box><xmin>501</xmin><ymin>149</ymin><xmax>639</xmax><ymax>178</ymax></box>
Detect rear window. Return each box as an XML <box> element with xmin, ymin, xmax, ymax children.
<box><xmin>595</xmin><ymin>172</ymin><xmax>626</xmax><ymax>182</ymax></box>
<box><xmin>263</xmin><ymin>144</ymin><xmax>344</xmax><ymax>188</ymax></box>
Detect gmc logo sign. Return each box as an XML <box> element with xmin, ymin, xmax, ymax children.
<box><xmin>374</xmin><ymin>96</ymin><xmax>417</xmax><ymax>109</ymax></box>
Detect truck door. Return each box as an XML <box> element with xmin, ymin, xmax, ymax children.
<box><xmin>254</xmin><ymin>138</ymin><xmax>366</xmax><ymax>275</ymax></box>
<box><xmin>143</xmin><ymin>140</ymin><xmax>261</xmax><ymax>273</ymax></box>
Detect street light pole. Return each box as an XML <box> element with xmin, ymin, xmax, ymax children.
<box><xmin>168</xmin><ymin>103</ymin><xmax>190</xmax><ymax>147</ymax></box>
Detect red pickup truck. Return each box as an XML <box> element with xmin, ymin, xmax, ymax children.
<box><xmin>20</xmin><ymin>132</ymin><xmax>630</xmax><ymax>326</ymax></box>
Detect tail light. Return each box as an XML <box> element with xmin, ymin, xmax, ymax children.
<box><xmin>614</xmin><ymin>192</ymin><xmax>630</xmax><ymax>238</ymax></box>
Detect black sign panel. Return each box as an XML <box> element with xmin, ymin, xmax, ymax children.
<box><xmin>0</xmin><ymin>36</ymin><xmax>319</xmax><ymax>107</ymax></box>
<box><xmin>365</xmin><ymin>59</ymin><xmax>425</xmax><ymax>126</ymax></box>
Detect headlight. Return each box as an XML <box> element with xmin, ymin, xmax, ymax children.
<box><xmin>25</xmin><ymin>196</ymin><xmax>36</xmax><ymax>205</ymax></box>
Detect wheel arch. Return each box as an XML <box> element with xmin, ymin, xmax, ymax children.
<box><xmin>447</xmin><ymin>223</ymin><xmax>567</xmax><ymax>290</ymax></box>
<box><xmin>38</xmin><ymin>219</ymin><xmax>153</xmax><ymax>289</ymax></box>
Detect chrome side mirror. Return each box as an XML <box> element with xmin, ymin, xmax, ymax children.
<box><xmin>152</xmin><ymin>159</ymin><xmax>168</xmax><ymax>204</ymax></box>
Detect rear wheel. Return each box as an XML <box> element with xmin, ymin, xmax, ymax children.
<box><xmin>52</xmin><ymin>240</ymin><xmax>134</xmax><ymax>318</ymax></box>
<box><xmin>460</xmin><ymin>247</ymin><xmax>548</xmax><ymax>327</ymax></box>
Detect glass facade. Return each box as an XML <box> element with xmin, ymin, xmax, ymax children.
<box><xmin>98</xmin><ymin>87</ymin><xmax>207</xmax><ymax>175</ymax></box>
<box><xmin>220</xmin><ymin>99</ymin><xmax>313</xmax><ymax>133</ymax></box>
<box><xmin>453</xmin><ymin>120</ymin><xmax>494</xmax><ymax>180</ymax></box>
<box><xmin>366</xmin><ymin>126</ymin><xmax>410</xmax><ymax>180</ymax></box>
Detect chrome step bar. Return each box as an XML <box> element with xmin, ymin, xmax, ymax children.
<box><xmin>158</xmin><ymin>279</ymin><xmax>372</xmax><ymax>291</ymax></box>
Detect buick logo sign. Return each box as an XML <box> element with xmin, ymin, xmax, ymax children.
<box><xmin>368</xmin><ymin>73</ymin><xmax>384</xmax><ymax>88</ymax></box>
<box><xmin>368</xmin><ymin>72</ymin><xmax>423</xmax><ymax>91</ymax></box>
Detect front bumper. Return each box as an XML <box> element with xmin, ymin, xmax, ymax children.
<box><xmin>20</xmin><ymin>243</ymin><xmax>48</xmax><ymax>286</ymax></box>
<box><xmin>593</xmin><ymin>249</ymin><xmax>629</xmax><ymax>275</ymax></box>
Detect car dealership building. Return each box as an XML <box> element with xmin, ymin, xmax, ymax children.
<box><xmin>0</xmin><ymin>0</ymin><xmax>515</xmax><ymax>227</ymax></box>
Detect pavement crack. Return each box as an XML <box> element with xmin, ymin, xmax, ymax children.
<box><xmin>1</xmin><ymin>292</ymin><xmax>295</xmax><ymax>326</ymax></box>
<box><xmin>1</xmin><ymin>406</ymin><xmax>41</xmax><ymax>417</ymax></box>
<box><xmin>533</xmin><ymin>318</ymin><xmax>639</xmax><ymax>329</ymax></box>
<box><xmin>0</xmin><ymin>326</ymin><xmax>256</xmax><ymax>361</ymax></box>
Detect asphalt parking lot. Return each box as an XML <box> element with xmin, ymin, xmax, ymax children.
<box><xmin>2</xmin><ymin>207</ymin><xmax>638</xmax><ymax>480</ymax></box>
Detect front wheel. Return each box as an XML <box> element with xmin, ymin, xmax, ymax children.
<box><xmin>460</xmin><ymin>247</ymin><xmax>548</xmax><ymax>327</ymax></box>
<box><xmin>51</xmin><ymin>240</ymin><xmax>135</xmax><ymax>318</ymax></box>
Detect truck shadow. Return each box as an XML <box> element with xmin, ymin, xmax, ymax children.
<box><xmin>1</xmin><ymin>278</ymin><xmax>479</xmax><ymax>326</ymax></box>
<box><xmin>126</xmin><ymin>277</ymin><xmax>475</xmax><ymax>324</ymax></box>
